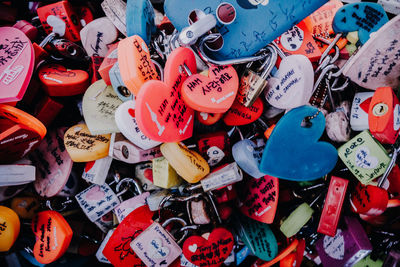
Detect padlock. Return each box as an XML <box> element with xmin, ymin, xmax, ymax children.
<box><xmin>196</xmin><ymin>111</ymin><xmax>224</xmax><ymax>125</ymax></box>
<box><xmin>37</xmin><ymin>1</ymin><xmax>83</xmax><ymax>42</ymax></box>
<box><xmin>0</xmin><ymin>206</ymin><xmax>20</xmax><ymax>252</ymax></box>
<box><xmin>223</xmin><ymin>97</ymin><xmax>264</xmax><ymax>126</ymax></box>
<box><xmin>152</xmin><ymin>156</ymin><xmax>183</xmax><ymax>189</ymax></box>
<box><xmin>368</xmin><ymin>87</ymin><xmax>400</xmax><ymax>144</ymax></box>
<box><xmin>109</xmin><ymin>133</ymin><xmax>162</xmax><ymax>164</ymax></box>
<box><xmin>213</xmin><ymin>185</ymin><xmax>237</xmax><ymax>204</ymax></box>
<box><xmin>126</xmin><ymin>0</ymin><xmax>157</xmax><ymax>44</ymax></box>
<box><xmin>232</xmin><ymin>136</ymin><xmax>265</xmax><ymax>179</ymax></box>
<box><xmin>131</xmin><ymin>217</ymin><xmax>187</xmax><ymax>266</ymax></box>
<box><xmin>315</xmin><ymin>216</ymin><xmax>372</xmax><ymax>267</ymax></box>
<box><xmin>160</xmin><ymin>142</ymin><xmax>210</xmax><ymax>183</ymax></box>
<box><xmin>82</xmin><ymin>156</ymin><xmax>113</xmax><ymax>185</ymax></box>
<box><xmin>197</xmin><ymin>131</ymin><xmax>230</xmax><ymax>167</ymax></box>
<box><xmin>75</xmin><ymin>183</ymin><xmax>121</xmax><ymax>223</ymax></box>
<box><xmin>0</xmin><ymin>164</ymin><xmax>35</xmax><ymax>187</ymax></box>
<box><xmin>350</xmin><ymin>92</ymin><xmax>373</xmax><ymax>131</ymax></box>
<box><xmin>109</xmin><ymin>61</ymin><xmax>133</xmax><ymax>102</ymax></box>
<box><xmin>146</xmin><ymin>189</ymin><xmax>173</xmax><ymax>211</ymax></box>
<box><xmin>96</xmin><ymin>229</ymin><xmax>114</xmax><ymax>263</ymax></box>
<box><xmin>317</xmin><ymin>176</ymin><xmax>349</xmax><ymax>237</ymax></box>
<box><xmin>188</xmin><ymin>197</ymin><xmax>211</xmax><ymax>225</ymax></box>
<box><xmin>338</xmin><ymin>130</ymin><xmax>391</xmax><ymax>185</ymax></box>
<box><xmin>135</xmin><ymin>162</ymin><xmax>158</xmax><ymax>191</ymax></box>
<box><xmin>101</xmin><ymin>0</ymin><xmax>127</xmax><ymax>36</ymax></box>
<box><xmin>178</xmin><ymin>13</ymin><xmax>217</xmax><ymax>47</ymax></box>
<box><xmin>34</xmin><ymin>95</ymin><xmax>64</xmax><ymax>127</ymax></box>
<box><xmin>98</xmin><ymin>43</ymin><xmax>118</xmax><ymax>85</ymax></box>
<box><xmin>113</xmin><ymin>178</ymin><xmax>150</xmax><ymax>223</ymax></box>
<box><xmin>325</xmin><ymin>101</ymin><xmax>351</xmax><ymax>143</ymax></box>
<box><xmin>11</xmin><ymin>196</ymin><xmax>40</xmax><ymax>219</ymax></box>
<box><xmin>237</xmin><ymin>46</ymin><xmax>277</xmax><ymax>107</ymax></box>
<box><xmin>90</xmin><ymin>55</ymin><xmax>104</xmax><ymax>83</ymax></box>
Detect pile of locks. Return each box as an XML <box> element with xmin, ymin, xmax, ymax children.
<box><xmin>1</xmin><ymin>0</ymin><xmax>400</xmax><ymax>266</ymax></box>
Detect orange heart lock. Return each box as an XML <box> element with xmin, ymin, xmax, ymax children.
<box><xmin>38</xmin><ymin>64</ymin><xmax>89</xmax><ymax>97</ymax></box>
<box><xmin>0</xmin><ymin>206</ymin><xmax>20</xmax><ymax>252</ymax></box>
<box><xmin>118</xmin><ymin>35</ymin><xmax>160</xmax><ymax>96</ymax></box>
<box><xmin>135</xmin><ymin>47</ymin><xmax>197</xmax><ymax>142</ymax></box>
<box><xmin>31</xmin><ymin>210</ymin><xmax>73</xmax><ymax>264</ymax></box>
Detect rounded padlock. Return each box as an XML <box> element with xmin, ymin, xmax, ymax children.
<box><xmin>0</xmin><ymin>206</ymin><xmax>20</xmax><ymax>252</ymax></box>
<box><xmin>350</xmin><ymin>182</ymin><xmax>389</xmax><ymax>216</ymax></box>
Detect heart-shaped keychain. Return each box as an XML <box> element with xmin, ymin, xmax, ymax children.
<box><xmin>64</xmin><ymin>123</ymin><xmax>111</xmax><ymax>162</ymax></box>
<box><xmin>223</xmin><ymin>97</ymin><xmax>263</xmax><ymax>126</ymax></box>
<box><xmin>182</xmin><ymin>228</ymin><xmax>234</xmax><ymax>267</ymax></box>
<box><xmin>265</xmin><ymin>55</ymin><xmax>314</xmax><ymax>110</ymax></box>
<box><xmin>0</xmin><ymin>206</ymin><xmax>20</xmax><ymax>252</ymax></box>
<box><xmin>38</xmin><ymin>64</ymin><xmax>89</xmax><ymax>97</ymax></box>
<box><xmin>232</xmin><ymin>139</ymin><xmax>265</xmax><ymax>178</ymax></box>
<box><xmin>181</xmin><ymin>65</ymin><xmax>239</xmax><ymax>113</ymax></box>
<box><xmin>136</xmin><ymin>47</ymin><xmax>196</xmax><ymax>142</ymax></box>
<box><xmin>0</xmin><ymin>104</ymin><xmax>46</xmax><ymax>163</ymax></box>
<box><xmin>259</xmin><ymin>105</ymin><xmax>338</xmax><ymax>181</ymax></box>
<box><xmin>82</xmin><ymin>79</ymin><xmax>123</xmax><ymax>135</ymax></box>
<box><xmin>235</xmin><ymin>215</ymin><xmax>278</xmax><ymax>261</ymax></box>
<box><xmin>333</xmin><ymin>3</ymin><xmax>388</xmax><ymax>45</ymax></box>
<box><xmin>118</xmin><ymin>35</ymin><xmax>160</xmax><ymax>96</ymax></box>
<box><xmin>80</xmin><ymin>17</ymin><xmax>118</xmax><ymax>57</ymax></box>
<box><xmin>32</xmin><ymin>211</ymin><xmax>73</xmax><ymax>264</ymax></box>
<box><xmin>341</xmin><ymin>15</ymin><xmax>400</xmax><ymax>90</ymax></box>
<box><xmin>126</xmin><ymin>0</ymin><xmax>156</xmax><ymax>44</ymax></box>
<box><xmin>165</xmin><ymin>0</ymin><xmax>327</xmax><ymax>60</ymax></box>
<box><xmin>30</xmin><ymin>128</ymin><xmax>73</xmax><ymax>198</ymax></box>
<box><xmin>115</xmin><ymin>100</ymin><xmax>161</xmax><ymax>150</ymax></box>
<box><xmin>240</xmin><ymin>175</ymin><xmax>279</xmax><ymax>224</ymax></box>
<box><xmin>103</xmin><ymin>205</ymin><xmax>153</xmax><ymax>267</ymax></box>
<box><xmin>0</xmin><ymin>27</ymin><xmax>34</xmax><ymax>103</ymax></box>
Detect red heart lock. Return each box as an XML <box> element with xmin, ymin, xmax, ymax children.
<box><xmin>181</xmin><ymin>65</ymin><xmax>239</xmax><ymax>113</ymax></box>
<box><xmin>240</xmin><ymin>175</ymin><xmax>279</xmax><ymax>224</ymax></box>
<box><xmin>182</xmin><ymin>228</ymin><xmax>234</xmax><ymax>267</ymax></box>
<box><xmin>135</xmin><ymin>47</ymin><xmax>196</xmax><ymax>142</ymax></box>
<box><xmin>196</xmin><ymin>111</ymin><xmax>223</xmax><ymax>125</ymax></box>
<box><xmin>31</xmin><ymin>211</ymin><xmax>73</xmax><ymax>264</ymax></box>
<box><xmin>103</xmin><ymin>205</ymin><xmax>153</xmax><ymax>267</ymax></box>
<box><xmin>223</xmin><ymin>97</ymin><xmax>264</xmax><ymax>126</ymax></box>
<box><xmin>350</xmin><ymin>182</ymin><xmax>389</xmax><ymax>216</ymax></box>
<box><xmin>38</xmin><ymin>64</ymin><xmax>89</xmax><ymax>97</ymax></box>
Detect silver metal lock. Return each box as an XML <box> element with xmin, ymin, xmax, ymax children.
<box><xmin>236</xmin><ymin>45</ymin><xmax>277</xmax><ymax>107</ymax></box>
<box><xmin>178</xmin><ymin>14</ymin><xmax>217</xmax><ymax>47</ymax></box>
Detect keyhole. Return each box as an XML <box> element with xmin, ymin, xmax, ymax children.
<box><xmin>117</xmin><ymin>86</ymin><xmax>131</xmax><ymax>98</ymax></box>
<box><xmin>372</xmin><ymin>103</ymin><xmax>388</xmax><ymax>117</ymax></box>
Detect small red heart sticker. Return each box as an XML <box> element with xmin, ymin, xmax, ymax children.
<box><xmin>128</xmin><ymin>108</ymin><xmax>135</xmax><ymax>118</ymax></box>
<box><xmin>182</xmin><ymin>228</ymin><xmax>234</xmax><ymax>267</ymax></box>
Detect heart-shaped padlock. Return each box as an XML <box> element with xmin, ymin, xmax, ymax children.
<box><xmin>232</xmin><ymin>139</ymin><xmax>265</xmax><ymax>178</ymax></box>
<box><xmin>126</xmin><ymin>0</ymin><xmax>156</xmax><ymax>44</ymax></box>
<box><xmin>223</xmin><ymin>97</ymin><xmax>264</xmax><ymax>126</ymax></box>
<box><xmin>0</xmin><ymin>206</ymin><xmax>20</xmax><ymax>252</ymax></box>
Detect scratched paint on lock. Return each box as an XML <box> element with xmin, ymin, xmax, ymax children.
<box><xmin>126</xmin><ymin>0</ymin><xmax>156</xmax><ymax>44</ymax></box>
<box><xmin>338</xmin><ymin>130</ymin><xmax>391</xmax><ymax>185</ymax></box>
<box><xmin>0</xmin><ymin>27</ymin><xmax>34</xmax><ymax>103</ymax></box>
<box><xmin>30</xmin><ymin>128</ymin><xmax>73</xmax><ymax>198</ymax></box>
<box><xmin>164</xmin><ymin>0</ymin><xmax>327</xmax><ymax>60</ymax></box>
<box><xmin>332</xmin><ymin>3</ymin><xmax>388</xmax><ymax>44</ymax></box>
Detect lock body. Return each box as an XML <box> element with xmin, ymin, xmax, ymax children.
<box><xmin>152</xmin><ymin>156</ymin><xmax>183</xmax><ymax>188</ymax></box>
<box><xmin>200</xmin><ymin>162</ymin><xmax>242</xmax><ymax>192</ymax></box>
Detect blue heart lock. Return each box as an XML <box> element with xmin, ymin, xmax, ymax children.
<box><xmin>259</xmin><ymin>105</ymin><xmax>338</xmax><ymax>181</ymax></box>
<box><xmin>232</xmin><ymin>139</ymin><xmax>265</xmax><ymax>179</ymax></box>
<box><xmin>126</xmin><ymin>0</ymin><xmax>156</xmax><ymax>44</ymax></box>
<box><xmin>164</xmin><ymin>0</ymin><xmax>327</xmax><ymax>60</ymax></box>
<box><xmin>333</xmin><ymin>2</ymin><xmax>388</xmax><ymax>44</ymax></box>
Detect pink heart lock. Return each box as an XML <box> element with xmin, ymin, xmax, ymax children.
<box><xmin>0</xmin><ymin>27</ymin><xmax>34</xmax><ymax>103</ymax></box>
<box><xmin>181</xmin><ymin>65</ymin><xmax>239</xmax><ymax>113</ymax></box>
<box><xmin>135</xmin><ymin>47</ymin><xmax>197</xmax><ymax>142</ymax></box>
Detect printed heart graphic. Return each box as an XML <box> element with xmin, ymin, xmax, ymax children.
<box><xmin>38</xmin><ymin>64</ymin><xmax>89</xmax><ymax>96</ymax></box>
<box><xmin>235</xmin><ymin>215</ymin><xmax>278</xmax><ymax>261</ymax></box>
<box><xmin>322</xmin><ymin>229</ymin><xmax>345</xmax><ymax>260</ymax></box>
<box><xmin>265</xmin><ymin>55</ymin><xmax>314</xmax><ymax>110</ymax></box>
<box><xmin>0</xmin><ymin>206</ymin><xmax>20</xmax><ymax>252</ymax></box>
<box><xmin>354</xmin><ymin>147</ymin><xmax>378</xmax><ymax>169</ymax></box>
<box><xmin>182</xmin><ymin>65</ymin><xmax>239</xmax><ymax>113</ymax></box>
<box><xmin>182</xmin><ymin>228</ymin><xmax>234</xmax><ymax>267</ymax></box>
<box><xmin>103</xmin><ymin>205</ymin><xmax>153</xmax><ymax>267</ymax></box>
<box><xmin>148</xmin><ymin>238</ymin><xmax>170</xmax><ymax>259</ymax></box>
<box><xmin>80</xmin><ymin>17</ymin><xmax>118</xmax><ymax>57</ymax></box>
<box><xmin>135</xmin><ymin>47</ymin><xmax>196</xmax><ymax>142</ymax></box>
<box><xmin>31</xmin><ymin>128</ymin><xmax>73</xmax><ymax>198</ymax></box>
<box><xmin>126</xmin><ymin>0</ymin><xmax>156</xmax><ymax>44</ymax></box>
<box><xmin>47</xmin><ymin>15</ymin><xmax>66</xmax><ymax>36</ymax></box>
<box><xmin>165</xmin><ymin>0</ymin><xmax>326</xmax><ymax>59</ymax></box>
<box><xmin>223</xmin><ymin>97</ymin><xmax>263</xmax><ymax>126</ymax></box>
<box><xmin>232</xmin><ymin>139</ymin><xmax>265</xmax><ymax>178</ymax></box>
<box><xmin>0</xmin><ymin>27</ymin><xmax>34</xmax><ymax>103</ymax></box>
<box><xmin>333</xmin><ymin>3</ymin><xmax>388</xmax><ymax>44</ymax></box>
<box><xmin>240</xmin><ymin>175</ymin><xmax>279</xmax><ymax>224</ymax></box>
<box><xmin>360</xmin><ymin>97</ymin><xmax>372</xmax><ymax>113</ymax></box>
<box><xmin>32</xmin><ymin>211</ymin><xmax>73</xmax><ymax>264</ymax></box>
<box><xmin>64</xmin><ymin>124</ymin><xmax>111</xmax><ymax>162</ymax></box>
<box><xmin>115</xmin><ymin>100</ymin><xmax>161</xmax><ymax>150</ymax></box>
<box><xmin>85</xmin><ymin>161</ymin><xmax>95</xmax><ymax>173</ymax></box>
<box><xmin>82</xmin><ymin>79</ymin><xmax>123</xmax><ymax>135</ymax></box>
<box><xmin>350</xmin><ymin>92</ymin><xmax>373</xmax><ymax>131</ymax></box>
<box><xmin>259</xmin><ymin>105</ymin><xmax>338</xmax><ymax>181</ymax></box>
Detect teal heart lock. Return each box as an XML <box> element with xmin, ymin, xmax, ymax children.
<box><xmin>235</xmin><ymin>215</ymin><xmax>278</xmax><ymax>261</ymax></box>
<box><xmin>259</xmin><ymin>105</ymin><xmax>338</xmax><ymax>181</ymax></box>
<box><xmin>333</xmin><ymin>3</ymin><xmax>388</xmax><ymax>44</ymax></box>
<box><xmin>126</xmin><ymin>0</ymin><xmax>156</xmax><ymax>44</ymax></box>
<box><xmin>164</xmin><ymin>0</ymin><xmax>327</xmax><ymax>60</ymax></box>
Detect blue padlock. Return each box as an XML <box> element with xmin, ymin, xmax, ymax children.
<box><xmin>232</xmin><ymin>139</ymin><xmax>265</xmax><ymax>179</ymax></box>
<box><xmin>126</xmin><ymin>0</ymin><xmax>157</xmax><ymax>44</ymax></box>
